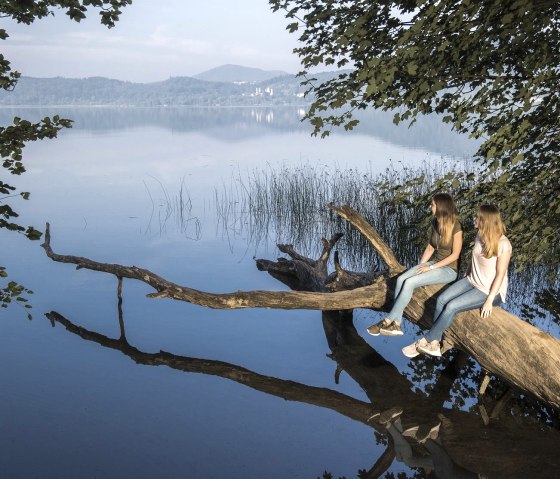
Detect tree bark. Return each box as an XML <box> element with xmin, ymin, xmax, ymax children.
<box><xmin>41</xmin><ymin>204</ymin><xmax>560</xmax><ymax>409</ymax></box>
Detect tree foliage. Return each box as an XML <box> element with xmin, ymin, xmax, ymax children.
<box><xmin>270</xmin><ymin>0</ymin><xmax>560</xmax><ymax>268</ymax></box>
<box><xmin>0</xmin><ymin>0</ymin><xmax>131</xmax><ymax>313</ymax></box>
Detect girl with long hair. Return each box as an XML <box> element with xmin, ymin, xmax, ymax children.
<box><xmin>367</xmin><ymin>193</ymin><xmax>463</xmax><ymax>337</ymax></box>
<box><xmin>403</xmin><ymin>204</ymin><xmax>512</xmax><ymax>357</ymax></box>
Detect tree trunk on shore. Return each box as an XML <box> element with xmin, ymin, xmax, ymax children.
<box><xmin>41</xmin><ymin>203</ymin><xmax>560</xmax><ymax>409</ymax></box>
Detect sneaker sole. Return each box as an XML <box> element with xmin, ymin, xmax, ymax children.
<box><xmin>380</xmin><ymin>329</ymin><xmax>404</xmax><ymax>336</ymax></box>
<box><xmin>417</xmin><ymin>346</ymin><xmax>442</xmax><ymax>357</ymax></box>
<box><xmin>378</xmin><ymin>408</ymin><xmax>403</xmax><ymax>424</ymax></box>
<box><xmin>401</xmin><ymin>425</ymin><xmax>419</xmax><ymax>438</ymax></box>
<box><xmin>366</xmin><ymin>330</ymin><xmax>381</xmax><ymax>336</ymax></box>
<box><xmin>402</xmin><ymin>349</ymin><xmax>420</xmax><ymax>358</ymax></box>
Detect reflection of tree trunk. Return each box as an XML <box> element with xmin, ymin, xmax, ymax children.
<box><xmin>429</xmin><ymin>351</ymin><xmax>470</xmax><ymax>406</ymax></box>
<box><xmin>322</xmin><ymin>312</ymin><xmax>416</xmax><ymax>411</ymax></box>
<box><xmin>45</xmin><ymin>311</ymin><xmax>375</xmax><ymax>426</ymax></box>
<box><xmin>41</xmin><ymin>203</ymin><xmax>560</xmax><ymax>409</ymax></box>
<box><xmin>319</xmin><ymin>313</ymin><xmax>560</xmax><ymax>478</ymax></box>
<box><xmin>363</xmin><ymin>443</ymin><xmax>395</xmax><ymax>479</ymax></box>
<box><xmin>47</xmin><ymin>236</ymin><xmax>560</xmax><ymax>479</ymax></box>
<box><xmin>47</xmin><ymin>310</ymin><xmax>560</xmax><ymax>479</ymax></box>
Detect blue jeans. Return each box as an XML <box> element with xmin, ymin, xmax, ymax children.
<box><xmin>425</xmin><ymin>277</ymin><xmax>503</xmax><ymax>342</ymax></box>
<box><xmin>387</xmin><ymin>262</ymin><xmax>457</xmax><ymax>325</ymax></box>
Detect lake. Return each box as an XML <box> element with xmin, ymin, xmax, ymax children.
<box><xmin>1</xmin><ymin>106</ymin><xmax>558</xmax><ymax>479</ymax></box>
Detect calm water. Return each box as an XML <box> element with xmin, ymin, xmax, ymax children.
<box><xmin>1</xmin><ymin>107</ymin><xmax>558</xmax><ymax>479</ymax></box>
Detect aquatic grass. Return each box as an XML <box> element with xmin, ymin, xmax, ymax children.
<box><xmin>145</xmin><ymin>159</ymin><xmax>558</xmax><ymax>333</ymax></box>
<box><xmin>143</xmin><ymin>176</ymin><xmax>201</xmax><ymax>240</ymax></box>
<box><xmin>213</xmin><ymin>159</ymin><xmax>559</xmax><ymax>334</ymax></box>
<box><xmin>220</xmin><ymin>158</ymin><xmax>479</xmax><ymax>272</ymax></box>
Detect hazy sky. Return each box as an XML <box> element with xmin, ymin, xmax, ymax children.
<box><xmin>2</xmin><ymin>0</ymin><xmax>301</xmax><ymax>82</ymax></box>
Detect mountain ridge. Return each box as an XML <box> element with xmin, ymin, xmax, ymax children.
<box><xmin>193</xmin><ymin>64</ymin><xmax>291</xmax><ymax>83</ymax></box>
<box><xmin>0</xmin><ymin>66</ymin><xmax>346</xmax><ymax>107</ymax></box>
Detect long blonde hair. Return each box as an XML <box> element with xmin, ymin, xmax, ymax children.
<box><xmin>477</xmin><ymin>204</ymin><xmax>506</xmax><ymax>258</ymax></box>
<box><xmin>433</xmin><ymin>193</ymin><xmax>457</xmax><ymax>244</ymax></box>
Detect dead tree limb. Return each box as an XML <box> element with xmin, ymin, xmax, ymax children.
<box><xmin>327</xmin><ymin>203</ymin><xmax>404</xmax><ymax>273</ymax></box>
<box><xmin>41</xmin><ymin>203</ymin><xmax>560</xmax><ymax>409</ymax></box>
<box><xmin>42</xmin><ymin>222</ymin><xmax>390</xmax><ymax>309</ymax></box>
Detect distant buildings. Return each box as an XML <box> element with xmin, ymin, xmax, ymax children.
<box><xmin>252</xmin><ymin>87</ymin><xmax>274</xmax><ymax>97</ymax></box>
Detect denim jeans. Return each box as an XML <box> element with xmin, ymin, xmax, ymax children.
<box><xmin>387</xmin><ymin>262</ymin><xmax>457</xmax><ymax>325</ymax></box>
<box><xmin>425</xmin><ymin>277</ymin><xmax>503</xmax><ymax>342</ymax></box>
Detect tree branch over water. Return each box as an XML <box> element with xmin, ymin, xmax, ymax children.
<box><xmin>41</xmin><ymin>204</ymin><xmax>560</xmax><ymax>409</ymax></box>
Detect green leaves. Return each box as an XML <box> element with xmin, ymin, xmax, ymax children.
<box><xmin>0</xmin><ymin>0</ymin><xmax>130</xmax><ymax>319</ymax></box>
<box><xmin>0</xmin><ymin>272</ymin><xmax>34</xmax><ymax>319</ymax></box>
<box><xmin>271</xmin><ymin>0</ymin><xmax>560</xmax><ymax>269</ymax></box>
<box><xmin>287</xmin><ymin>22</ymin><xmax>299</xmax><ymax>33</ymax></box>
<box><xmin>25</xmin><ymin>226</ymin><xmax>42</xmax><ymax>241</ymax></box>
<box><xmin>0</xmin><ymin>1</ymin><xmax>132</xmax><ymax>28</ymax></box>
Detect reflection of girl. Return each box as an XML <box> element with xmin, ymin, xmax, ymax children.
<box><xmin>403</xmin><ymin>204</ymin><xmax>512</xmax><ymax>357</ymax></box>
<box><xmin>367</xmin><ymin>193</ymin><xmax>463</xmax><ymax>337</ymax></box>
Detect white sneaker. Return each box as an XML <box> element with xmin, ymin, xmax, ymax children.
<box><xmin>402</xmin><ymin>338</ymin><xmax>428</xmax><ymax>358</ymax></box>
<box><xmin>417</xmin><ymin>339</ymin><xmax>442</xmax><ymax>357</ymax></box>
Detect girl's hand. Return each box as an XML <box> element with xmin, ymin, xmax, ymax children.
<box><xmin>416</xmin><ymin>265</ymin><xmax>431</xmax><ymax>274</ymax></box>
<box><xmin>480</xmin><ymin>298</ymin><xmax>494</xmax><ymax>318</ymax></box>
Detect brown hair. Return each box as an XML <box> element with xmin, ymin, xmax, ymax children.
<box><xmin>477</xmin><ymin>204</ymin><xmax>506</xmax><ymax>258</ymax></box>
<box><xmin>433</xmin><ymin>193</ymin><xmax>457</xmax><ymax>244</ymax></box>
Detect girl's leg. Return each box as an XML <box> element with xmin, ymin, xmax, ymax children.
<box><xmin>367</xmin><ymin>264</ymin><xmax>422</xmax><ymax>334</ymax></box>
<box><xmin>393</xmin><ymin>264</ymin><xmax>424</xmax><ymax>300</ymax></box>
<box><xmin>387</xmin><ymin>264</ymin><xmax>457</xmax><ymax>325</ymax></box>
<box><xmin>431</xmin><ymin>277</ymin><xmax>473</xmax><ymax>324</ymax></box>
<box><xmin>425</xmin><ymin>285</ymin><xmax>489</xmax><ymax>342</ymax></box>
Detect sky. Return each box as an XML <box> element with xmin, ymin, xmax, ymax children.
<box><xmin>1</xmin><ymin>0</ymin><xmax>301</xmax><ymax>82</ymax></box>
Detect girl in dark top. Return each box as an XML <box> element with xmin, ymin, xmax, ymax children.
<box><xmin>367</xmin><ymin>193</ymin><xmax>463</xmax><ymax>337</ymax></box>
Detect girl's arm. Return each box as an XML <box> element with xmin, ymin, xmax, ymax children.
<box><xmin>419</xmin><ymin>244</ymin><xmax>435</xmax><ymax>264</ymax></box>
<box><xmin>480</xmin><ymin>248</ymin><xmax>512</xmax><ymax>318</ymax></box>
<box><xmin>417</xmin><ymin>231</ymin><xmax>463</xmax><ymax>273</ymax></box>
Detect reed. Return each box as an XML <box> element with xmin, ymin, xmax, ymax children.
<box><xmin>220</xmin><ymin>158</ymin><xmax>478</xmax><ymax>271</ymax></box>
<box><xmin>214</xmin><ymin>159</ymin><xmax>559</xmax><ymax>332</ymax></box>
<box><xmin>143</xmin><ymin>176</ymin><xmax>201</xmax><ymax>240</ymax></box>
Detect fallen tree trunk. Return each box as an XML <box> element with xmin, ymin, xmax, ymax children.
<box><xmin>41</xmin><ymin>204</ymin><xmax>560</xmax><ymax>409</ymax></box>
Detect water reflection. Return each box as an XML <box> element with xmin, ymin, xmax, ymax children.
<box><xmin>46</xmin><ymin>308</ymin><xmax>560</xmax><ymax>479</ymax></box>
<box><xmin>0</xmin><ymin>106</ymin><xmax>476</xmax><ymax>156</ymax></box>
<box><xmin>3</xmin><ymin>105</ymin><xmax>558</xmax><ymax>478</ymax></box>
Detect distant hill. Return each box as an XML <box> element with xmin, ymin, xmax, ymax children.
<box><xmin>0</xmin><ymin>69</ymin><xmax>349</xmax><ymax>107</ymax></box>
<box><xmin>0</xmin><ymin>75</ymin><xmax>309</xmax><ymax>107</ymax></box>
<box><xmin>0</xmin><ymin>75</ymin><xmax>237</xmax><ymax>106</ymax></box>
<box><xmin>193</xmin><ymin>64</ymin><xmax>290</xmax><ymax>83</ymax></box>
